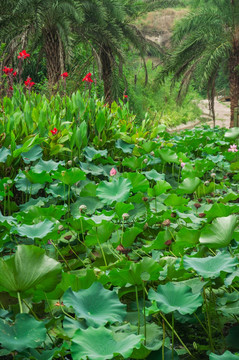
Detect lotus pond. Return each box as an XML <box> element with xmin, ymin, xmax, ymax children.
<box><xmin>0</xmin><ymin>91</ymin><xmax>239</xmax><ymax>360</ymax></box>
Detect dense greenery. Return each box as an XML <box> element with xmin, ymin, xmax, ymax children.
<box><xmin>0</xmin><ymin>88</ymin><xmax>238</xmax><ymax>359</ymax></box>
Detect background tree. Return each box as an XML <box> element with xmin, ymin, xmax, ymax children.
<box><xmin>158</xmin><ymin>0</ymin><xmax>239</xmax><ymax>127</ymax></box>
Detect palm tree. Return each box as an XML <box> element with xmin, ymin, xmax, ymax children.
<box><xmin>158</xmin><ymin>0</ymin><xmax>239</xmax><ymax>127</ymax></box>
<box><xmin>1</xmin><ymin>0</ymin><xmax>83</xmax><ymax>88</ymax></box>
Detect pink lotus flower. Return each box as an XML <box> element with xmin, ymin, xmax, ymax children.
<box><xmin>82</xmin><ymin>72</ymin><xmax>93</xmax><ymax>83</ymax></box>
<box><xmin>110</xmin><ymin>168</ymin><xmax>117</xmax><ymax>176</ymax></box>
<box><xmin>181</xmin><ymin>162</ymin><xmax>186</xmax><ymax>168</ymax></box>
<box><xmin>61</xmin><ymin>72</ymin><xmax>68</xmax><ymax>78</ymax></box>
<box><xmin>18</xmin><ymin>50</ymin><xmax>30</xmax><ymax>59</ymax></box>
<box><xmin>228</xmin><ymin>144</ymin><xmax>238</xmax><ymax>153</ymax></box>
<box><xmin>50</xmin><ymin>127</ymin><xmax>58</xmax><ymax>135</ymax></box>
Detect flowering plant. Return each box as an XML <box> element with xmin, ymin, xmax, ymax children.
<box><xmin>82</xmin><ymin>72</ymin><xmax>93</xmax><ymax>83</ymax></box>
<box><xmin>18</xmin><ymin>50</ymin><xmax>30</xmax><ymax>59</ymax></box>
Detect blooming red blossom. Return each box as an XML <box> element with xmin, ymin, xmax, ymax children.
<box><xmin>82</xmin><ymin>72</ymin><xmax>93</xmax><ymax>83</ymax></box>
<box><xmin>123</xmin><ymin>95</ymin><xmax>128</xmax><ymax>98</ymax></box>
<box><xmin>13</xmin><ymin>71</ymin><xmax>17</xmax><ymax>77</ymax></box>
<box><xmin>61</xmin><ymin>72</ymin><xmax>68</xmax><ymax>79</ymax></box>
<box><xmin>18</xmin><ymin>50</ymin><xmax>30</xmax><ymax>59</ymax></box>
<box><xmin>50</xmin><ymin>127</ymin><xmax>58</xmax><ymax>135</ymax></box>
<box><xmin>24</xmin><ymin>77</ymin><xmax>35</xmax><ymax>89</ymax></box>
<box><xmin>3</xmin><ymin>67</ymin><xmax>13</xmax><ymax>75</ymax></box>
<box><xmin>9</xmin><ymin>86</ymin><xmax>13</xmax><ymax>91</ymax></box>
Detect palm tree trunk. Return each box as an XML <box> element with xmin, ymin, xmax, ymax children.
<box><xmin>229</xmin><ymin>38</ymin><xmax>239</xmax><ymax>127</ymax></box>
<box><xmin>43</xmin><ymin>28</ymin><xmax>62</xmax><ymax>90</ymax></box>
<box><xmin>100</xmin><ymin>45</ymin><xmax>114</xmax><ymax>104</ymax></box>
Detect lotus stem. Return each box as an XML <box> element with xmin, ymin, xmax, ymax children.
<box><xmin>17</xmin><ymin>292</ymin><xmax>23</xmax><ymax>314</ymax></box>
<box><xmin>135</xmin><ymin>285</ymin><xmax>140</xmax><ymax>335</ymax></box>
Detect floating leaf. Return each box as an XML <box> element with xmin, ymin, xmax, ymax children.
<box><xmin>71</xmin><ymin>326</ymin><xmax>142</xmax><ymax>360</ymax></box>
<box><xmin>96</xmin><ymin>177</ymin><xmax>132</xmax><ymax>205</ymax></box>
<box><xmin>148</xmin><ymin>282</ymin><xmax>203</xmax><ymax>315</ymax></box>
<box><xmin>13</xmin><ymin>219</ymin><xmax>55</xmax><ymax>240</ymax></box>
<box><xmin>209</xmin><ymin>351</ymin><xmax>239</xmax><ymax>359</ymax></box>
<box><xmin>0</xmin><ymin>314</ymin><xmax>46</xmax><ymax>352</ymax></box>
<box><xmin>63</xmin><ymin>282</ymin><xmax>126</xmax><ymax>327</ymax></box>
<box><xmin>183</xmin><ymin>252</ymin><xmax>238</xmax><ymax>279</ymax></box>
<box><xmin>0</xmin><ymin>245</ymin><xmax>61</xmax><ymax>296</ymax></box>
<box><xmin>199</xmin><ymin>215</ymin><xmax>238</xmax><ymax>248</ymax></box>
<box><xmin>178</xmin><ymin>177</ymin><xmax>201</xmax><ymax>194</ymax></box>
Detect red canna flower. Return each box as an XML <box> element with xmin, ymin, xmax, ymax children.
<box><xmin>18</xmin><ymin>50</ymin><xmax>30</xmax><ymax>59</ymax></box>
<box><xmin>3</xmin><ymin>67</ymin><xmax>13</xmax><ymax>75</ymax></box>
<box><xmin>13</xmin><ymin>71</ymin><xmax>17</xmax><ymax>77</ymax></box>
<box><xmin>50</xmin><ymin>127</ymin><xmax>58</xmax><ymax>135</ymax></box>
<box><xmin>82</xmin><ymin>72</ymin><xmax>93</xmax><ymax>83</ymax></box>
<box><xmin>9</xmin><ymin>86</ymin><xmax>13</xmax><ymax>91</ymax></box>
<box><xmin>60</xmin><ymin>72</ymin><xmax>68</xmax><ymax>78</ymax></box>
<box><xmin>24</xmin><ymin>77</ymin><xmax>35</xmax><ymax>89</ymax></box>
<box><xmin>123</xmin><ymin>94</ymin><xmax>128</xmax><ymax>98</ymax></box>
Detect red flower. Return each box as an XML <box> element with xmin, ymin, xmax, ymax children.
<box><xmin>123</xmin><ymin>94</ymin><xmax>128</xmax><ymax>98</ymax></box>
<box><xmin>24</xmin><ymin>77</ymin><xmax>35</xmax><ymax>89</ymax></box>
<box><xmin>13</xmin><ymin>71</ymin><xmax>17</xmax><ymax>77</ymax></box>
<box><xmin>9</xmin><ymin>86</ymin><xmax>13</xmax><ymax>91</ymax></box>
<box><xmin>3</xmin><ymin>67</ymin><xmax>13</xmax><ymax>75</ymax></box>
<box><xmin>61</xmin><ymin>72</ymin><xmax>68</xmax><ymax>78</ymax></box>
<box><xmin>82</xmin><ymin>72</ymin><xmax>93</xmax><ymax>83</ymax></box>
<box><xmin>50</xmin><ymin>127</ymin><xmax>58</xmax><ymax>135</ymax></box>
<box><xmin>18</xmin><ymin>50</ymin><xmax>30</xmax><ymax>59</ymax></box>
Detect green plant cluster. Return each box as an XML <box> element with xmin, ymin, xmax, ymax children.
<box><xmin>0</xmin><ymin>92</ymin><xmax>238</xmax><ymax>359</ymax></box>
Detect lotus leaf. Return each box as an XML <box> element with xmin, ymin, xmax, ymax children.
<box><xmin>96</xmin><ymin>177</ymin><xmax>132</xmax><ymax>204</ymax></box>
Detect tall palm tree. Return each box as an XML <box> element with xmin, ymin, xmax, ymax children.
<box><xmin>158</xmin><ymin>0</ymin><xmax>239</xmax><ymax>127</ymax></box>
<box><xmin>1</xmin><ymin>0</ymin><xmax>83</xmax><ymax>87</ymax></box>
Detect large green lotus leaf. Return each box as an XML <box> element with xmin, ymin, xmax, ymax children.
<box><xmin>33</xmin><ymin>159</ymin><xmax>64</xmax><ymax>172</ymax></box>
<box><xmin>63</xmin><ymin>282</ymin><xmax>126</xmax><ymax>327</ymax></box>
<box><xmin>25</xmin><ymin>170</ymin><xmax>53</xmax><ymax>184</ymax></box>
<box><xmin>18</xmin><ymin>205</ymin><xmax>67</xmax><ymax>223</ymax></box>
<box><xmin>205</xmin><ymin>203</ymin><xmax>239</xmax><ymax>221</ymax></box>
<box><xmin>0</xmin><ymin>147</ymin><xmax>11</xmax><ymax>163</ymax></box>
<box><xmin>96</xmin><ymin>177</ymin><xmax>132</xmax><ymax>205</ymax></box>
<box><xmin>143</xmin><ymin>170</ymin><xmax>165</xmax><ymax>181</ymax></box>
<box><xmin>172</xmin><ymin>227</ymin><xmax>200</xmax><ymax>255</ymax></box>
<box><xmin>148</xmin><ymin>180</ymin><xmax>172</xmax><ymax>197</ymax></box>
<box><xmin>116</xmin><ymin>139</ymin><xmax>134</xmax><ymax>154</ymax></box>
<box><xmin>21</xmin><ymin>145</ymin><xmax>42</xmax><ymax>164</ymax></box>
<box><xmin>115</xmin><ymin>202</ymin><xmax>134</xmax><ymax>218</ymax></box>
<box><xmin>0</xmin><ymin>313</ymin><xmax>46</xmax><ymax>352</ymax></box>
<box><xmin>71</xmin><ymin>197</ymin><xmax>104</xmax><ymax>216</ymax></box>
<box><xmin>148</xmin><ymin>282</ymin><xmax>203</xmax><ymax>315</ymax></box>
<box><xmin>122</xmin><ymin>157</ymin><xmax>145</xmax><ymax>170</ymax></box>
<box><xmin>224</xmin><ymin>127</ymin><xmax>239</xmax><ymax>139</ymax></box>
<box><xmin>12</xmin><ymin>219</ymin><xmax>55</xmax><ymax>239</ymax></box>
<box><xmin>53</xmin><ymin>168</ymin><xmax>86</xmax><ymax>185</ymax></box>
<box><xmin>0</xmin><ymin>245</ymin><xmax>61</xmax><ymax>296</ymax></box>
<box><xmin>15</xmin><ymin>171</ymin><xmax>44</xmax><ymax>194</ymax></box>
<box><xmin>85</xmin><ymin>222</ymin><xmax>115</xmax><ymax>246</ymax></box>
<box><xmin>178</xmin><ymin>177</ymin><xmax>201</xmax><ymax>194</ymax></box>
<box><xmin>209</xmin><ymin>351</ymin><xmax>239</xmax><ymax>359</ymax></box>
<box><xmin>164</xmin><ymin>194</ymin><xmax>189</xmax><ymax>207</ymax></box>
<box><xmin>123</xmin><ymin>172</ymin><xmax>149</xmax><ymax>193</ymax></box>
<box><xmin>80</xmin><ymin>162</ymin><xmax>104</xmax><ymax>176</ymax></box>
<box><xmin>158</xmin><ymin>148</ymin><xmax>178</xmax><ymax>163</ymax></box>
<box><xmin>109</xmin><ymin>257</ymin><xmax>162</xmax><ymax>286</ymax></box>
<box><xmin>71</xmin><ymin>326</ymin><xmax>142</xmax><ymax>360</ymax></box>
<box><xmin>183</xmin><ymin>252</ymin><xmax>238</xmax><ymax>279</ymax></box>
<box><xmin>123</xmin><ymin>227</ymin><xmax>143</xmax><ymax>247</ymax></box>
<box><xmin>199</xmin><ymin>215</ymin><xmax>238</xmax><ymax>248</ymax></box>
<box><xmin>84</xmin><ymin>146</ymin><xmax>107</xmax><ymax>161</ymax></box>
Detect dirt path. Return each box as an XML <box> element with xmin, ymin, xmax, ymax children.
<box><xmin>169</xmin><ymin>98</ymin><xmax>231</xmax><ymax>132</ymax></box>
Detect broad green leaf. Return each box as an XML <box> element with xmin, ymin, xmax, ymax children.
<box><xmin>158</xmin><ymin>148</ymin><xmax>178</xmax><ymax>163</ymax></box>
<box><xmin>148</xmin><ymin>180</ymin><xmax>172</xmax><ymax>197</ymax></box>
<box><xmin>0</xmin><ymin>245</ymin><xmax>61</xmax><ymax>296</ymax></box>
<box><xmin>0</xmin><ymin>147</ymin><xmax>11</xmax><ymax>163</ymax></box>
<box><xmin>178</xmin><ymin>177</ymin><xmax>201</xmax><ymax>194</ymax></box>
<box><xmin>143</xmin><ymin>170</ymin><xmax>165</xmax><ymax>181</ymax></box>
<box><xmin>33</xmin><ymin>159</ymin><xmax>64</xmax><ymax>173</ymax></box>
<box><xmin>96</xmin><ymin>178</ymin><xmax>132</xmax><ymax>205</ymax></box>
<box><xmin>85</xmin><ymin>222</ymin><xmax>115</xmax><ymax>246</ymax></box>
<box><xmin>148</xmin><ymin>282</ymin><xmax>203</xmax><ymax>315</ymax></box>
<box><xmin>123</xmin><ymin>173</ymin><xmax>149</xmax><ymax>193</ymax></box>
<box><xmin>21</xmin><ymin>145</ymin><xmax>42</xmax><ymax>163</ymax></box>
<box><xmin>63</xmin><ymin>282</ymin><xmax>126</xmax><ymax>327</ymax></box>
<box><xmin>84</xmin><ymin>146</ymin><xmax>107</xmax><ymax>161</ymax></box>
<box><xmin>53</xmin><ymin>168</ymin><xmax>86</xmax><ymax>185</ymax></box>
<box><xmin>71</xmin><ymin>326</ymin><xmax>142</xmax><ymax>360</ymax></box>
<box><xmin>183</xmin><ymin>252</ymin><xmax>238</xmax><ymax>279</ymax></box>
<box><xmin>13</xmin><ymin>219</ymin><xmax>55</xmax><ymax>239</ymax></box>
<box><xmin>0</xmin><ymin>314</ymin><xmax>46</xmax><ymax>352</ymax></box>
<box><xmin>224</xmin><ymin>127</ymin><xmax>239</xmax><ymax>139</ymax></box>
<box><xmin>209</xmin><ymin>351</ymin><xmax>239</xmax><ymax>359</ymax></box>
<box><xmin>199</xmin><ymin>215</ymin><xmax>238</xmax><ymax>248</ymax></box>
<box><xmin>116</xmin><ymin>139</ymin><xmax>134</xmax><ymax>154</ymax></box>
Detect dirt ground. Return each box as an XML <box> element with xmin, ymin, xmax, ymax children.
<box><xmin>169</xmin><ymin>98</ymin><xmax>231</xmax><ymax>132</ymax></box>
